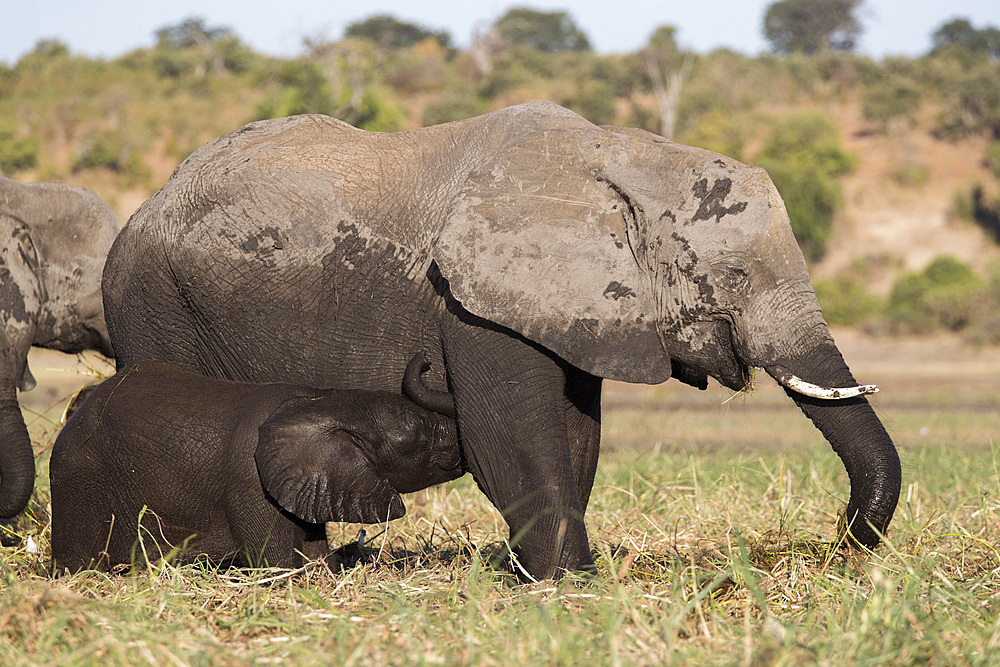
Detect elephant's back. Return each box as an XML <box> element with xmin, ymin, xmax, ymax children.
<box><xmin>121</xmin><ymin>115</ymin><xmax>357</xmax><ymax>241</ymax></box>
<box><xmin>57</xmin><ymin>362</ymin><xmax>238</xmax><ymax>455</ymax></box>
<box><xmin>121</xmin><ymin>103</ymin><xmax>592</xmax><ymax>251</ymax></box>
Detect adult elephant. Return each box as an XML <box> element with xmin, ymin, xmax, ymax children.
<box><xmin>0</xmin><ymin>175</ymin><xmax>119</xmax><ymax>526</ymax></box>
<box><xmin>103</xmin><ymin>101</ymin><xmax>900</xmax><ymax>579</ymax></box>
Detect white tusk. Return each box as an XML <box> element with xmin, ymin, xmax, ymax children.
<box><xmin>777</xmin><ymin>373</ymin><xmax>878</xmax><ymax>400</ymax></box>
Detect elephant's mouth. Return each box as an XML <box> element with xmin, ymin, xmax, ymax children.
<box><xmin>670</xmin><ymin>319</ymin><xmax>752</xmax><ymax>392</ymax></box>
<box><xmin>715</xmin><ymin>318</ymin><xmax>753</xmax><ymax>392</ymax></box>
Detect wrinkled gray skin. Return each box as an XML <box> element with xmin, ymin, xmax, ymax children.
<box><xmin>0</xmin><ymin>176</ymin><xmax>118</xmax><ymax>524</ymax></box>
<box><xmin>103</xmin><ymin>101</ymin><xmax>901</xmax><ymax>579</ymax></box>
<box><xmin>50</xmin><ymin>355</ymin><xmax>459</xmax><ymax>572</ymax></box>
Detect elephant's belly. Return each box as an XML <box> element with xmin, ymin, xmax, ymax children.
<box><xmin>182</xmin><ymin>253</ymin><xmax>449</xmax><ymax>393</ymax></box>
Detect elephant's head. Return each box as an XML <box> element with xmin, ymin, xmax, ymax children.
<box><xmin>433</xmin><ymin>102</ymin><xmax>900</xmax><ymax>548</ymax></box>
<box><xmin>0</xmin><ymin>176</ymin><xmax>119</xmax><ymax>519</ymax></box>
<box><xmin>256</xmin><ymin>387</ymin><xmax>459</xmax><ymax>525</ymax></box>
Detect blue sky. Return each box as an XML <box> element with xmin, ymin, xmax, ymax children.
<box><xmin>3</xmin><ymin>1</ymin><xmax>999</xmax><ymax>65</ymax></box>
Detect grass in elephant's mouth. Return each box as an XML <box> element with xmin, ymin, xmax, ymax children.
<box><xmin>722</xmin><ymin>366</ymin><xmax>758</xmax><ymax>404</ymax></box>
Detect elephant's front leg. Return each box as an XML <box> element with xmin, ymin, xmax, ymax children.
<box><xmin>564</xmin><ymin>367</ymin><xmax>602</xmax><ymax>509</ymax></box>
<box><xmin>442</xmin><ymin>318</ymin><xmax>592</xmax><ymax>579</ymax></box>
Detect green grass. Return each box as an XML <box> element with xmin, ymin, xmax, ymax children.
<box><xmin>2</xmin><ymin>348</ymin><xmax>999</xmax><ymax>664</ymax></box>
<box><xmin>2</xmin><ymin>442</ymin><xmax>998</xmax><ymax>663</ymax></box>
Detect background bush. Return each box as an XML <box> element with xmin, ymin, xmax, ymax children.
<box><xmin>755</xmin><ymin>113</ymin><xmax>856</xmax><ymax>262</ymax></box>
<box><xmin>887</xmin><ymin>256</ymin><xmax>982</xmax><ymax>334</ymax></box>
<box><xmin>0</xmin><ymin>129</ymin><xmax>39</xmax><ymax>174</ymax></box>
<box><xmin>814</xmin><ymin>274</ymin><xmax>882</xmax><ymax>326</ymax></box>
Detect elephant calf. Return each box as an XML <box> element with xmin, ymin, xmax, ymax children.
<box><xmin>49</xmin><ymin>354</ymin><xmax>460</xmax><ymax>572</ymax></box>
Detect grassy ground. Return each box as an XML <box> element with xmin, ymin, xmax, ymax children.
<box><xmin>2</xmin><ymin>332</ymin><xmax>998</xmax><ymax>665</ymax></box>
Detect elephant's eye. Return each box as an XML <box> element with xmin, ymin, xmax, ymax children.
<box><xmin>718</xmin><ymin>266</ymin><xmax>751</xmax><ymax>295</ymax></box>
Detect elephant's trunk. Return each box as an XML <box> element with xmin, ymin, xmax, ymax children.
<box><xmin>0</xmin><ymin>324</ymin><xmax>34</xmax><ymax>519</ymax></box>
<box><xmin>0</xmin><ymin>386</ymin><xmax>34</xmax><ymax>518</ymax></box>
<box><xmin>764</xmin><ymin>339</ymin><xmax>901</xmax><ymax>549</ymax></box>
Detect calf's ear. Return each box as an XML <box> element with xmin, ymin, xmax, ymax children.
<box><xmin>255</xmin><ymin>400</ymin><xmax>404</xmax><ymax>524</ymax></box>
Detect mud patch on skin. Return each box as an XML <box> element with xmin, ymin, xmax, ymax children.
<box><xmin>0</xmin><ymin>275</ymin><xmax>33</xmax><ymax>325</ymax></box>
<box><xmin>240</xmin><ymin>226</ymin><xmax>288</xmax><ymax>264</ymax></box>
<box><xmin>660</xmin><ymin>232</ymin><xmax>714</xmax><ymax>305</ymax></box>
<box><xmin>603</xmin><ymin>281</ymin><xmax>636</xmax><ymax>301</ymax></box>
<box><xmin>691</xmin><ymin>178</ymin><xmax>748</xmax><ymax>223</ymax></box>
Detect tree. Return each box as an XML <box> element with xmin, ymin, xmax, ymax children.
<box><xmin>345</xmin><ymin>15</ymin><xmax>451</xmax><ymax>50</ymax></box>
<box><xmin>13</xmin><ymin>39</ymin><xmax>71</xmax><ymax>76</ymax></box>
<box><xmin>642</xmin><ymin>25</ymin><xmax>692</xmax><ymax>139</ymax></box>
<box><xmin>493</xmin><ymin>8</ymin><xmax>591</xmax><ymax>52</ymax></box>
<box><xmin>151</xmin><ymin>17</ymin><xmax>247</xmax><ymax>78</ymax></box>
<box><xmin>763</xmin><ymin>0</ymin><xmax>863</xmax><ymax>55</ymax></box>
<box><xmin>931</xmin><ymin>18</ymin><xmax>1000</xmax><ymax>58</ymax></box>
<box><xmin>255</xmin><ymin>40</ymin><xmax>404</xmax><ymax>133</ymax></box>
<box><xmin>155</xmin><ymin>17</ymin><xmax>232</xmax><ymax>50</ymax></box>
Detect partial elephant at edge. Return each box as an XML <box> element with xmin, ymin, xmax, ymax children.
<box><xmin>0</xmin><ymin>175</ymin><xmax>119</xmax><ymax>541</ymax></box>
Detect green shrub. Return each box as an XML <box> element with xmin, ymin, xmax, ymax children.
<box><xmin>933</xmin><ymin>59</ymin><xmax>1000</xmax><ymax>139</ymax></box>
<box><xmin>887</xmin><ymin>256</ymin><xmax>982</xmax><ymax>333</ymax></box>
<box><xmin>563</xmin><ymin>79</ymin><xmax>617</xmax><ymax>125</ymax></box>
<box><xmin>350</xmin><ymin>88</ymin><xmax>404</xmax><ymax>132</ymax></box>
<box><xmin>253</xmin><ymin>60</ymin><xmax>336</xmax><ymax>119</ymax></box>
<box><xmin>588</xmin><ymin>54</ymin><xmax>642</xmax><ymax>98</ymax></box>
<box><xmin>383</xmin><ymin>40</ymin><xmax>451</xmax><ymax>95</ymax></box>
<box><xmin>478</xmin><ymin>51</ymin><xmax>541</xmax><ymax>99</ymax></box>
<box><xmin>73</xmin><ymin>129</ymin><xmax>127</xmax><ymax>171</ymax></box>
<box><xmin>0</xmin><ymin>130</ymin><xmax>39</xmax><ymax>174</ymax></box>
<box><xmin>862</xmin><ymin>76</ymin><xmax>922</xmax><ymax>129</ymax></box>
<box><xmin>422</xmin><ymin>90</ymin><xmax>488</xmax><ymax>126</ymax></box>
<box><xmin>756</xmin><ymin>113</ymin><xmax>856</xmax><ymax>262</ymax></box>
<box><xmin>626</xmin><ymin>101</ymin><xmax>659</xmax><ymax>134</ymax></box>
<box><xmin>964</xmin><ymin>263</ymin><xmax>1000</xmax><ymax>344</ymax></box>
<box><xmin>679</xmin><ymin>109</ymin><xmax>747</xmax><ymax>161</ymax></box>
<box><xmin>72</xmin><ymin>128</ymin><xmax>149</xmax><ymax>183</ymax></box>
<box><xmin>814</xmin><ymin>274</ymin><xmax>882</xmax><ymax>326</ymax></box>
<box><xmin>676</xmin><ymin>88</ymin><xmax>731</xmax><ymax>137</ymax></box>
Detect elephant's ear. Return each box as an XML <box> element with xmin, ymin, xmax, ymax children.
<box><xmin>433</xmin><ymin>129</ymin><xmax>670</xmax><ymax>384</ymax></box>
<box><xmin>255</xmin><ymin>399</ymin><xmax>404</xmax><ymax>525</ymax></box>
